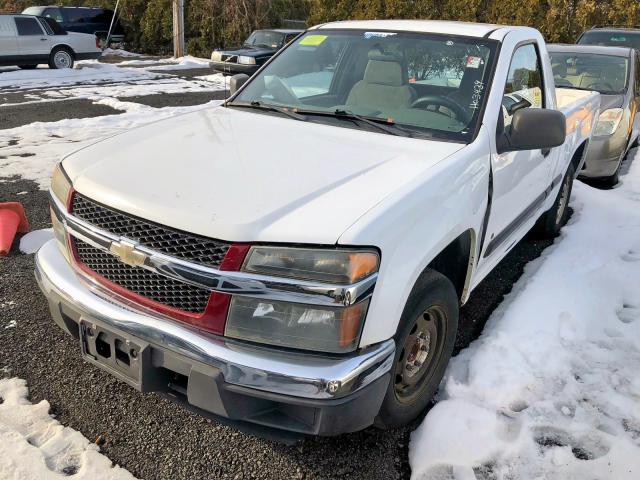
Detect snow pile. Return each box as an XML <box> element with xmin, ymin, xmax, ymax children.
<box><xmin>410</xmin><ymin>150</ymin><xmax>640</xmax><ymax>479</ymax></box>
<box><xmin>19</xmin><ymin>229</ymin><xmax>53</xmax><ymax>254</ymax></box>
<box><xmin>0</xmin><ymin>378</ymin><xmax>136</xmax><ymax>479</ymax></box>
<box><xmin>102</xmin><ymin>48</ymin><xmax>140</xmax><ymax>58</ymax></box>
<box><xmin>146</xmin><ymin>56</ymin><xmax>212</xmax><ymax>71</ymax></box>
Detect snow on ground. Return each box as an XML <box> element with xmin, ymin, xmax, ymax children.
<box><xmin>0</xmin><ymin>61</ymin><xmax>226</xmax><ymax>102</ymax></box>
<box><xmin>0</xmin><ymin>378</ymin><xmax>136</xmax><ymax>479</ymax></box>
<box><xmin>102</xmin><ymin>48</ymin><xmax>142</xmax><ymax>58</ymax></box>
<box><xmin>0</xmin><ymin>61</ymin><xmax>161</xmax><ymax>90</ymax></box>
<box><xmin>0</xmin><ymin>99</ymin><xmax>223</xmax><ymax>189</ymax></box>
<box><xmin>410</xmin><ymin>149</ymin><xmax>640</xmax><ymax>479</ymax></box>
<box><xmin>141</xmin><ymin>56</ymin><xmax>212</xmax><ymax>71</ymax></box>
<box><xmin>19</xmin><ymin>229</ymin><xmax>53</xmax><ymax>255</ymax></box>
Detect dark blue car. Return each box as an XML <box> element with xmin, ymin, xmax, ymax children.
<box><xmin>210</xmin><ymin>29</ymin><xmax>302</xmax><ymax>74</ymax></box>
<box><xmin>22</xmin><ymin>6</ymin><xmax>125</xmax><ymax>44</ymax></box>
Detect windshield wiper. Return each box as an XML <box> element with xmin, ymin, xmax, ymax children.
<box><xmin>296</xmin><ymin>108</ymin><xmax>411</xmax><ymax>137</ymax></box>
<box><xmin>227</xmin><ymin>101</ymin><xmax>307</xmax><ymax>121</ymax></box>
<box><xmin>333</xmin><ymin>109</ymin><xmax>410</xmax><ymax>137</ymax></box>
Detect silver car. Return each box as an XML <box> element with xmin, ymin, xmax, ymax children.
<box><xmin>548</xmin><ymin>44</ymin><xmax>640</xmax><ymax>185</ymax></box>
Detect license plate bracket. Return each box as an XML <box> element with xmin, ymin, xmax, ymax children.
<box><xmin>79</xmin><ymin>319</ymin><xmax>159</xmax><ymax>391</ymax></box>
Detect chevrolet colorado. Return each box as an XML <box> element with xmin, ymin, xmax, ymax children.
<box><xmin>36</xmin><ymin>20</ymin><xmax>600</xmax><ymax>437</ymax></box>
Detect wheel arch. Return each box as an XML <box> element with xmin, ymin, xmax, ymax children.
<box><xmin>50</xmin><ymin>43</ymin><xmax>76</xmax><ymax>56</ymax></box>
<box><xmin>425</xmin><ymin>228</ymin><xmax>477</xmax><ymax>305</ymax></box>
<box><xmin>570</xmin><ymin>139</ymin><xmax>589</xmax><ymax>177</ymax></box>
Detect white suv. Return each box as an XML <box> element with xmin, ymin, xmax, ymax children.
<box><xmin>0</xmin><ymin>14</ymin><xmax>101</xmax><ymax>69</ymax></box>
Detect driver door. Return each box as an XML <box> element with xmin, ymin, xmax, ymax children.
<box><xmin>481</xmin><ymin>43</ymin><xmax>555</xmax><ymax>258</ymax></box>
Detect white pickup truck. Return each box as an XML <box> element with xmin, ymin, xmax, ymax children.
<box><xmin>36</xmin><ymin>20</ymin><xmax>599</xmax><ymax>438</ymax></box>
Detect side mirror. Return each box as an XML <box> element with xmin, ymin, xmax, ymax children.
<box><xmin>229</xmin><ymin>74</ymin><xmax>250</xmax><ymax>95</ymax></box>
<box><xmin>497</xmin><ymin>108</ymin><xmax>566</xmax><ymax>154</ymax></box>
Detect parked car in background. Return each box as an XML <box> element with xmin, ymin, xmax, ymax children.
<box><xmin>210</xmin><ymin>29</ymin><xmax>302</xmax><ymax>74</ymax></box>
<box><xmin>37</xmin><ymin>21</ymin><xmax>599</xmax><ymax>437</ymax></box>
<box><xmin>577</xmin><ymin>26</ymin><xmax>640</xmax><ymax>51</ymax></box>
<box><xmin>549</xmin><ymin>44</ymin><xmax>640</xmax><ymax>185</ymax></box>
<box><xmin>22</xmin><ymin>6</ymin><xmax>125</xmax><ymax>45</ymax></box>
<box><xmin>0</xmin><ymin>14</ymin><xmax>101</xmax><ymax>69</ymax></box>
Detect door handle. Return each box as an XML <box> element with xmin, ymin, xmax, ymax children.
<box><xmin>40</xmin><ymin>38</ymin><xmax>48</xmax><ymax>41</ymax></box>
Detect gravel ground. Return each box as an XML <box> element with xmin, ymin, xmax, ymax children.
<box><xmin>118</xmin><ymin>90</ymin><xmax>228</xmax><ymax>108</ymax></box>
<box><xmin>0</xmin><ymin>58</ymin><xmax>559</xmax><ymax>478</ymax></box>
<box><xmin>0</xmin><ymin>99</ymin><xmax>121</xmax><ymax>130</ymax></box>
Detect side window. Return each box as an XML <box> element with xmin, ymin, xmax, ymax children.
<box><xmin>43</xmin><ymin>8</ymin><xmax>64</xmax><ymax>23</ymax></box>
<box><xmin>502</xmin><ymin>44</ymin><xmax>544</xmax><ymax>127</ymax></box>
<box><xmin>14</xmin><ymin>17</ymin><xmax>44</xmax><ymax>36</ymax></box>
<box><xmin>0</xmin><ymin>17</ymin><xmax>16</xmax><ymax>37</ymax></box>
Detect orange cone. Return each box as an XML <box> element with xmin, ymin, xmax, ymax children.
<box><xmin>0</xmin><ymin>202</ymin><xmax>29</xmax><ymax>256</ymax></box>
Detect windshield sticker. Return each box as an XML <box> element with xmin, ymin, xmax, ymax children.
<box><xmin>466</xmin><ymin>56</ymin><xmax>482</xmax><ymax>69</ymax></box>
<box><xmin>299</xmin><ymin>35</ymin><xmax>327</xmax><ymax>46</ymax></box>
<box><xmin>469</xmin><ymin>80</ymin><xmax>485</xmax><ymax>111</ymax></box>
<box><xmin>364</xmin><ymin>32</ymin><xmax>397</xmax><ymax>39</ymax></box>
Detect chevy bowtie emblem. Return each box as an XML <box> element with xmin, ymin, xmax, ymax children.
<box><xmin>109</xmin><ymin>239</ymin><xmax>147</xmax><ymax>267</ymax></box>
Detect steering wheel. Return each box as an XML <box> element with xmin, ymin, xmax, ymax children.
<box><xmin>586</xmin><ymin>81</ymin><xmax>615</xmax><ymax>92</ymax></box>
<box><xmin>267</xmin><ymin>76</ymin><xmax>299</xmax><ymax>105</ymax></box>
<box><xmin>555</xmin><ymin>78</ymin><xmax>574</xmax><ymax>88</ymax></box>
<box><xmin>411</xmin><ymin>95</ymin><xmax>470</xmax><ymax>124</ymax></box>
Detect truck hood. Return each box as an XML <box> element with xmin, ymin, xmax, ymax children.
<box><xmin>64</xmin><ymin>106</ymin><xmax>465</xmax><ymax>244</ymax></box>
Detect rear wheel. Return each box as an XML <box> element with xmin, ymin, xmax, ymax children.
<box><xmin>534</xmin><ymin>163</ymin><xmax>574</xmax><ymax>238</ymax></box>
<box><xmin>18</xmin><ymin>65</ymin><xmax>38</xmax><ymax>70</ymax></box>
<box><xmin>49</xmin><ymin>47</ymin><xmax>74</xmax><ymax>69</ymax></box>
<box><xmin>375</xmin><ymin>269</ymin><xmax>458</xmax><ymax>428</ymax></box>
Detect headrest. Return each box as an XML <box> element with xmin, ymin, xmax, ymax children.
<box><xmin>363</xmin><ymin>52</ymin><xmax>404</xmax><ymax>86</ymax></box>
<box><xmin>552</xmin><ymin>62</ymin><xmax>567</xmax><ymax>77</ymax></box>
<box><xmin>367</xmin><ymin>50</ymin><xmax>402</xmax><ymax>62</ymax></box>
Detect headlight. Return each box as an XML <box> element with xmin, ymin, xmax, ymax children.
<box><xmin>225</xmin><ymin>297</ymin><xmax>369</xmax><ymax>353</ymax></box>
<box><xmin>227</xmin><ymin>247</ymin><xmax>379</xmax><ymax>352</ymax></box>
<box><xmin>51</xmin><ymin>162</ymin><xmax>72</xmax><ymax>206</ymax></box>
<box><xmin>242</xmin><ymin>246</ymin><xmax>379</xmax><ymax>284</ymax></box>
<box><xmin>237</xmin><ymin>55</ymin><xmax>256</xmax><ymax>65</ymax></box>
<box><xmin>211</xmin><ymin>51</ymin><xmax>222</xmax><ymax>62</ymax></box>
<box><xmin>594</xmin><ymin>108</ymin><xmax>623</xmax><ymax>136</ymax></box>
<box><xmin>50</xmin><ymin>163</ymin><xmax>72</xmax><ymax>261</ymax></box>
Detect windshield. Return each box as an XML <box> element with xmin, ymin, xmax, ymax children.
<box><xmin>244</xmin><ymin>30</ymin><xmax>285</xmax><ymax>48</ymax></box>
<box><xmin>578</xmin><ymin>31</ymin><xmax>640</xmax><ymax>50</ymax></box>
<box><xmin>232</xmin><ymin>30</ymin><xmax>498</xmax><ymax>142</ymax></box>
<box><xmin>549</xmin><ymin>52</ymin><xmax>629</xmax><ymax>95</ymax></box>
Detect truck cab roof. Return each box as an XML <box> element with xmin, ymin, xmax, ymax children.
<box><xmin>312</xmin><ymin>19</ymin><xmax>530</xmax><ymax>40</ymax></box>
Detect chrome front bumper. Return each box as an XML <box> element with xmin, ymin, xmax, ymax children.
<box><xmin>35</xmin><ymin>240</ymin><xmax>394</xmax><ymax>402</ymax></box>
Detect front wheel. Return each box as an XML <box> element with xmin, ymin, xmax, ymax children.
<box><xmin>534</xmin><ymin>163</ymin><xmax>574</xmax><ymax>239</ymax></box>
<box><xmin>375</xmin><ymin>269</ymin><xmax>459</xmax><ymax>429</ymax></box>
<box><xmin>49</xmin><ymin>48</ymin><xmax>74</xmax><ymax>69</ymax></box>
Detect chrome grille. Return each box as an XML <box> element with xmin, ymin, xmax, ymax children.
<box><xmin>71</xmin><ymin>193</ymin><xmax>230</xmax><ymax>268</ymax></box>
<box><xmin>74</xmin><ymin>239</ymin><xmax>211</xmax><ymax>313</ymax></box>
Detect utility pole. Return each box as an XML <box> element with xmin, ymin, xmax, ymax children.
<box><xmin>173</xmin><ymin>0</ymin><xmax>185</xmax><ymax>58</ymax></box>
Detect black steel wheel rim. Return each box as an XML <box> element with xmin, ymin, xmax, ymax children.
<box><xmin>394</xmin><ymin>304</ymin><xmax>447</xmax><ymax>404</ymax></box>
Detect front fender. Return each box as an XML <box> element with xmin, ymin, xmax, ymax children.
<box><xmin>340</xmin><ymin>128</ymin><xmax>492</xmax><ymax>347</ymax></box>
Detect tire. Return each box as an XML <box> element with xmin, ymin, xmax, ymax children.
<box><xmin>534</xmin><ymin>162</ymin><xmax>574</xmax><ymax>238</ymax></box>
<box><xmin>18</xmin><ymin>65</ymin><xmax>38</xmax><ymax>70</ymax></box>
<box><xmin>601</xmin><ymin>167</ymin><xmax>620</xmax><ymax>188</ymax></box>
<box><xmin>375</xmin><ymin>269</ymin><xmax>459</xmax><ymax>429</ymax></box>
<box><xmin>49</xmin><ymin>47</ymin><xmax>74</xmax><ymax>69</ymax></box>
